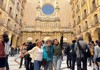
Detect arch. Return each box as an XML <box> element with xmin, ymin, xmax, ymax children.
<box><xmin>43</xmin><ymin>37</ymin><xmax>51</xmax><ymax>41</ymax></box>
<box><xmin>93</xmin><ymin>28</ymin><xmax>100</xmax><ymax>41</ymax></box>
<box><xmin>3</xmin><ymin>31</ymin><xmax>9</xmax><ymax>35</ymax></box>
<box><xmin>10</xmin><ymin>34</ymin><xmax>15</xmax><ymax>47</ymax></box>
<box><xmin>27</xmin><ymin>37</ymin><xmax>33</xmax><ymax>41</ymax></box>
<box><xmin>84</xmin><ymin>32</ymin><xmax>92</xmax><ymax>43</ymax></box>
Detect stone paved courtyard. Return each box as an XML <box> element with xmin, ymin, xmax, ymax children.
<box><xmin>8</xmin><ymin>55</ymin><xmax>93</xmax><ymax>70</ymax></box>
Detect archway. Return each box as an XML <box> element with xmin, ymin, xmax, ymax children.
<box><xmin>93</xmin><ymin>28</ymin><xmax>100</xmax><ymax>41</ymax></box>
<box><xmin>84</xmin><ymin>32</ymin><xmax>92</xmax><ymax>43</ymax></box>
<box><xmin>27</xmin><ymin>37</ymin><xmax>33</xmax><ymax>42</ymax></box>
<box><xmin>10</xmin><ymin>34</ymin><xmax>15</xmax><ymax>47</ymax></box>
<box><xmin>16</xmin><ymin>37</ymin><xmax>20</xmax><ymax>47</ymax></box>
<box><xmin>3</xmin><ymin>31</ymin><xmax>9</xmax><ymax>35</ymax></box>
<box><xmin>43</xmin><ymin>37</ymin><xmax>51</xmax><ymax>41</ymax></box>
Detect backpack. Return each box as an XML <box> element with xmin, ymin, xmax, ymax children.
<box><xmin>0</xmin><ymin>41</ymin><xmax>5</xmax><ymax>57</ymax></box>
<box><xmin>70</xmin><ymin>44</ymin><xmax>76</xmax><ymax>57</ymax></box>
<box><xmin>64</xmin><ymin>45</ymin><xmax>70</xmax><ymax>55</ymax></box>
<box><xmin>77</xmin><ymin>41</ymin><xmax>91</xmax><ymax>58</ymax></box>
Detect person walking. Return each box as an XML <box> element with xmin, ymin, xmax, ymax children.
<box><xmin>0</xmin><ymin>34</ymin><xmax>6</xmax><ymax>70</ymax></box>
<box><xmin>53</xmin><ymin>34</ymin><xmax>63</xmax><ymax>70</ymax></box>
<box><xmin>25</xmin><ymin>42</ymin><xmax>34</xmax><ymax>70</ymax></box>
<box><xmin>3</xmin><ymin>33</ymin><xmax>10</xmax><ymax>70</ymax></box>
<box><xmin>19</xmin><ymin>43</ymin><xmax>27</xmax><ymax>69</ymax></box>
<box><xmin>75</xmin><ymin>37</ymin><xmax>88</xmax><ymax>70</ymax></box>
<box><xmin>89</xmin><ymin>41</ymin><xmax>95</xmax><ymax>66</ymax></box>
<box><xmin>43</xmin><ymin>40</ymin><xmax>54</xmax><ymax>70</ymax></box>
<box><xmin>21</xmin><ymin>40</ymin><xmax>43</xmax><ymax>70</ymax></box>
<box><xmin>64</xmin><ymin>43</ymin><xmax>71</xmax><ymax>68</ymax></box>
<box><xmin>94</xmin><ymin>40</ymin><xmax>100</xmax><ymax>70</ymax></box>
<box><xmin>70</xmin><ymin>40</ymin><xmax>76</xmax><ymax>70</ymax></box>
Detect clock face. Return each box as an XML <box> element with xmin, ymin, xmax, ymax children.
<box><xmin>42</xmin><ymin>4</ymin><xmax>54</xmax><ymax>15</ymax></box>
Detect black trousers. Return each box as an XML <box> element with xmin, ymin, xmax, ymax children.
<box><xmin>25</xmin><ymin>56</ymin><xmax>32</xmax><ymax>70</ymax></box>
<box><xmin>19</xmin><ymin>57</ymin><xmax>24</xmax><ymax>68</ymax></box>
<box><xmin>66</xmin><ymin>55</ymin><xmax>71</xmax><ymax>68</ymax></box>
<box><xmin>30</xmin><ymin>62</ymin><xmax>34</xmax><ymax>70</ymax></box>
<box><xmin>6</xmin><ymin>55</ymin><xmax>9</xmax><ymax>70</ymax></box>
<box><xmin>77</xmin><ymin>57</ymin><xmax>87</xmax><ymax>70</ymax></box>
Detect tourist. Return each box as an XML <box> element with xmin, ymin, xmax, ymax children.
<box><xmin>53</xmin><ymin>34</ymin><xmax>63</xmax><ymax>70</ymax></box>
<box><xmin>75</xmin><ymin>37</ymin><xmax>88</xmax><ymax>70</ymax></box>
<box><xmin>26</xmin><ymin>42</ymin><xmax>34</xmax><ymax>70</ymax></box>
<box><xmin>19</xmin><ymin>43</ymin><xmax>27</xmax><ymax>69</ymax></box>
<box><xmin>21</xmin><ymin>40</ymin><xmax>43</xmax><ymax>70</ymax></box>
<box><xmin>89</xmin><ymin>41</ymin><xmax>95</xmax><ymax>66</ymax></box>
<box><xmin>3</xmin><ymin>33</ymin><xmax>10</xmax><ymax>70</ymax></box>
<box><xmin>64</xmin><ymin>43</ymin><xmax>71</xmax><ymax>68</ymax></box>
<box><xmin>70</xmin><ymin>40</ymin><xmax>76</xmax><ymax>70</ymax></box>
<box><xmin>0</xmin><ymin>35</ymin><xmax>6</xmax><ymax>70</ymax></box>
<box><xmin>43</xmin><ymin>40</ymin><xmax>54</xmax><ymax>70</ymax></box>
<box><xmin>94</xmin><ymin>40</ymin><xmax>100</xmax><ymax>70</ymax></box>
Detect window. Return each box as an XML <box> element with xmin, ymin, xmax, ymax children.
<box><xmin>98</xmin><ymin>29</ymin><xmax>100</xmax><ymax>40</ymax></box>
<box><xmin>94</xmin><ymin>14</ymin><xmax>98</xmax><ymax>23</ymax></box>
<box><xmin>77</xmin><ymin>16</ymin><xmax>80</xmax><ymax>24</ymax></box>
<box><xmin>72</xmin><ymin>11</ymin><xmax>75</xmax><ymax>17</ymax></box>
<box><xmin>11</xmin><ymin>0</ymin><xmax>15</xmax><ymax>4</ymax></box>
<box><xmin>7</xmin><ymin>19</ymin><xmax>10</xmax><ymax>27</ymax></box>
<box><xmin>92</xmin><ymin>0</ymin><xmax>96</xmax><ymax>9</ymax></box>
<box><xmin>17</xmin><ymin>3</ymin><xmax>20</xmax><ymax>11</ymax></box>
<box><xmin>82</xmin><ymin>0</ymin><xmax>85</xmax><ymax>6</ymax></box>
<box><xmin>85</xmin><ymin>21</ymin><xmax>88</xmax><ymax>29</ymax></box>
<box><xmin>74</xmin><ymin>20</ymin><xmax>76</xmax><ymax>25</ymax></box>
<box><xmin>72</xmin><ymin>4</ymin><xmax>74</xmax><ymax>10</ymax></box>
<box><xmin>15</xmin><ymin>14</ymin><xmax>18</xmax><ymax>22</ymax></box>
<box><xmin>42</xmin><ymin>4</ymin><xmax>54</xmax><ymax>15</ymax></box>
<box><xmin>73</xmin><ymin>20</ymin><xmax>76</xmax><ymax>28</ymax></box>
<box><xmin>79</xmin><ymin>26</ymin><xmax>81</xmax><ymax>33</ymax></box>
<box><xmin>0</xmin><ymin>0</ymin><xmax>3</xmax><ymax>6</ymax></box>
<box><xmin>9</xmin><ymin>7</ymin><xmax>12</xmax><ymax>17</ymax></box>
<box><xmin>83</xmin><ymin>9</ymin><xmax>87</xmax><ymax>18</ymax></box>
<box><xmin>78</xmin><ymin>16</ymin><xmax>80</xmax><ymax>22</ymax></box>
<box><xmin>22</xmin><ymin>1</ymin><xmax>24</xmax><ymax>8</ymax></box>
<box><xmin>76</xmin><ymin>5</ymin><xmax>79</xmax><ymax>13</ymax></box>
<box><xmin>20</xmin><ymin>19</ymin><xmax>22</xmax><ymax>24</ymax></box>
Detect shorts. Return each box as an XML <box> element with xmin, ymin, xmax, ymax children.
<box><xmin>0</xmin><ymin>57</ymin><xmax>6</xmax><ymax>68</ymax></box>
<box><xmin>96</xmin><ymin>57</ymin><xmax>100</xmax><ymax>62</ymax></box>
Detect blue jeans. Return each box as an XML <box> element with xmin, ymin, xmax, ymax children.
<box><xmin>34</xmin><ymin>60</ymin><xmax>41</xmax><ymax>70</ymax></box>
<box><xmin>53</xmin><ymin>56</ymin><xmax>62</xmax><ymax>70</ymax></box>
<box><xmin>44</xmin><ymin>61</ymin><xmax>53</xmax><ymax>70</ymax></box>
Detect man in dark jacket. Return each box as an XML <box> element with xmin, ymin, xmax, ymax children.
<box><xmin>70</xmin><ymin>40</ymin><xmax>76</xmax><ymax>70</ymax></box>
<box><xmin>25</xmin><ymin>42</ymin><xmax>34</xmax><ymax>70</ymax></box>
<box><xmin>64</xmin><ymin>43</ymin><xmax>71</xmax><ymax>68</ymax></box>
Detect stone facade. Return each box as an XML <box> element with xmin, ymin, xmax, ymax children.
<box><xmin>70</xmin><ymin>0</ymin><xmax>100</xmax><ymax>43</ymax></box>
<box><xmin>0</xmin><ymin>0</ymin><xmax>26</xmax><ymax>47</ymax></box>
<box><xmin>21</xmin><ymin>0</ymin><xmax>73</xmax><ymax>43</ymax></box>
